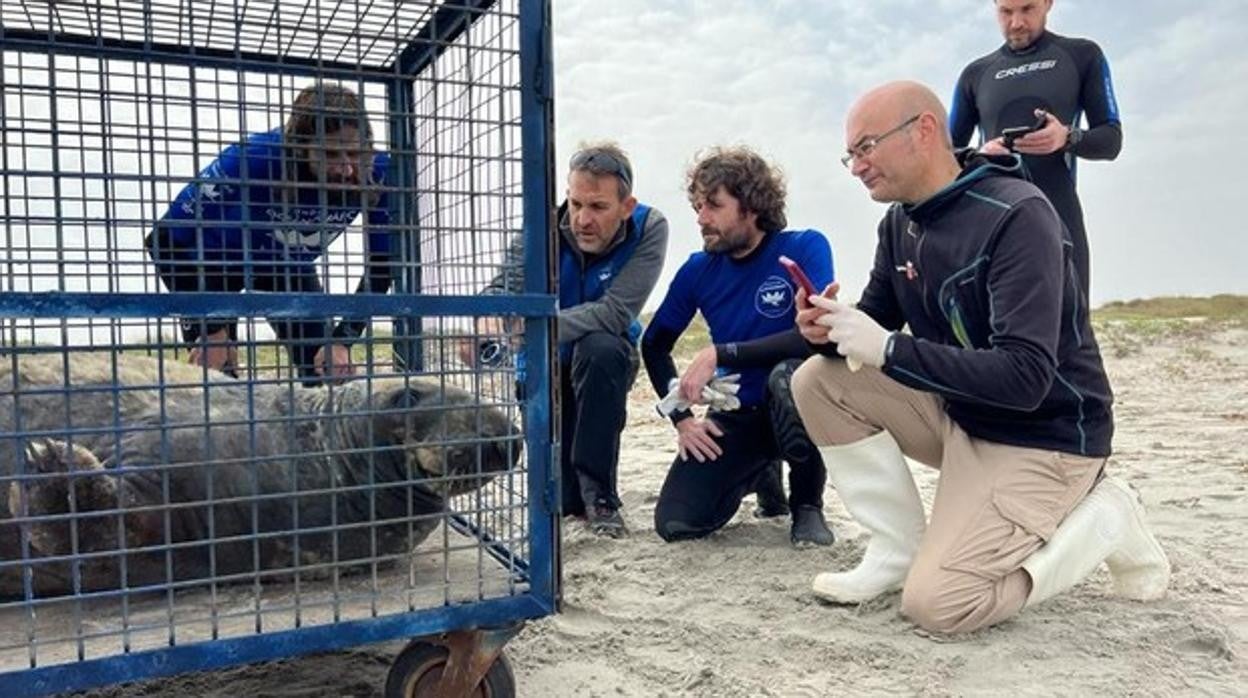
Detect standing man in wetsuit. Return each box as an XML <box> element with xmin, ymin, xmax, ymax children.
<box><xmin>950</xmin><ymin>0</ymin><xmax>1122</xmax><ymax>297</ymax></box>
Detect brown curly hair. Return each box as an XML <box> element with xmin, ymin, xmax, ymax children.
<box><xmin>686</xmin><ymin>146</ymin><xmax>787</xmax><ymax>233</ymax></box>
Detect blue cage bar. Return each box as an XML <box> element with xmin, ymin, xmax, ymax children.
<box><xmin>0</xmin><ymin>0</ymin><xmax>557</xmax><ymax>695</ymax></box>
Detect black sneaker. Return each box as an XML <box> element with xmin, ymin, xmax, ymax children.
<box><xmin>587</xmin><ymin>504</ymin><xmax>628</xmax><ymax>538</ymax></box>
<box><xmin>752</xmin><ymin>462</ymin><xmax>790</xmax><ymax>518</ymax></box>
<box><xmin>790</xmin><ymin>505</ymin><xmax>834</xmax><ymax>547</ymax></box>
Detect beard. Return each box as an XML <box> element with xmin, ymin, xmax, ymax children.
<box><xmin>1005</xmin><ymin>24</ymin><xmax>1044</xmax><ymax>50</ymax></box>
<box><xmin>292</xmin><ymin>159</ymin><xmax>367</xmax><ymax>208</ymax></box>
<box><xmin>701</xmin><ymin>225</ymin><xmax>752</xmax><ymax>255</ymax></box>
<box><xmin>324</xmin><ymin>183</ymin><xmax>363</xmax><ymax>209</ymax></box>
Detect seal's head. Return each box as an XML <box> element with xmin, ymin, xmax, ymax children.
<box><xmin>352</xmin><ymin>377</ymin><xmax>521</xmax><ymax>498</ymax></box>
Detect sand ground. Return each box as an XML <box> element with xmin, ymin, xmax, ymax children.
<box><xmin>71</xmin><ymin>323</ymin><xmax>1248</xmax><ymax>696</ymax></box>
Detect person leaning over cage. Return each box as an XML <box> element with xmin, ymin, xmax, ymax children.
<box><xmin>461</xmin><ymin>142</ymin><xmax>669</xmax><ymax>538</ymax></box>
<box><xmin>789</xmin><ymin>80</ymin><xmax>1168</xmax><ymax>634</ymax></box>
<box><xmin>641</xmin><ymin>146</ymin><xmax>835</xmax><ymax>547</ymax></box>
<box><xmin>146</xmin><ymin>81</ymin><xmax>393</xmax><ymax>383</ymax></box>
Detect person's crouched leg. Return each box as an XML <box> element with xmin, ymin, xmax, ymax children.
<box><xmin>652</xmin><ymin>411</ymin><xmax>771</xmax><ymax>542</ymax></box>
<box><xmin>653</xmin><ymin>489</ymin><xmax>722</xmax><ymax>542</ymax></box>
<box><xmin>653</xmin><ymin>453</ymin><xmax>753</xmax><ymax>542</ymax></box>
<box><xmin>566</xmin><ymin>331</ymin><xmax>637</xmax><ymax>513</ymax></box>
<box><xmin>900</xmin><ymin>560</ymin><xmax>1032</xmax><ymax>635</ymax></box>
<box><xmin>899</xmin><ymin>484</ymin><xmax>1067</xmax><ymax>634</ymax></box>
<box><xmin>899</xmin><ymin>428</ymin><xmax>1104</xmax><ymax>634</ymax></box>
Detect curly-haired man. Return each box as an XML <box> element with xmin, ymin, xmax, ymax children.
<box><xmin>641</xmin><ymin>146</ymin><xmax>836</xmax><ymax>546</ymax></box>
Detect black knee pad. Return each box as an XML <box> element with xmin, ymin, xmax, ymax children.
<box><xmin>766</xmin><ymin>361</ymin><xmax>818</xmax><ymax>464</ymax></box>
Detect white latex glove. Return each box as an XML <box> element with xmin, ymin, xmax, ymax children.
<box><xmin>657</xmin><ymin>374</ymin><xmax>742</xmax><ymax>417</ymax></box>
<box><xmin>808</xmin><ymin>296</ymin><xmax>891</xmax><ymax>370</ymax></box>
<box><xmin>700</xmin><ymin>374</ymin><xmax>741</xmax><ymax>410</ymax></box>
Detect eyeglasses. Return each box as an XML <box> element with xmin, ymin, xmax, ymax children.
<box><xmin>840</xmin><ymin>114</ymin><xmax>921</xmax><ymax>168</ymax></box>
<box><xmin>569</xmin><ymin>149</ymin><xmax>633</xmax><ymax>192</ymax></box>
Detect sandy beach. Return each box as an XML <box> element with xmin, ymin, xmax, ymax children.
<box><xmin>80</xmin><ymin>317</ymin><xmax>1247</xmax><ymax>696</ymax></box>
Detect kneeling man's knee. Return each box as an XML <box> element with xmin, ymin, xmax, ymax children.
<box><xmin>653</xmin><ymin>497</ymin><xmax>715</xmax><ymax>543</ymax></box>
<box><xmin>653</xmin><ymin>512</ymin><xmax>707</xmax><ymax>543</ymax></box>
<box><xmin>900</xmin><ymin>582</ymin><xmax>954</xmax><ymax>634</ymax></box>
<box><xmin>572</xmin><ymin>332</ymin><xmax>629</xmax><ymax>366</ymax></box>
<box><xmin>900</xmin><ymin>571</ymin><xmax>1004</xmax><ymax>635</ymax></box>
<box><xmin>790</xmin><ymin>357</ymin><xmax>824</xmax><ymax>418</ymax></box>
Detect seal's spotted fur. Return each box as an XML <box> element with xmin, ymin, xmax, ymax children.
<box><xmin>0</xmin><ymin>353</ymin><xmax>519</xmax><ymax>598</ymax></box>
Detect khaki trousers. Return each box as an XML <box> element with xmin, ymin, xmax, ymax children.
<box><xmin>792</xmin><ymin>356</ymin><xmax>1104</xmax><ymax>634</ymax></box>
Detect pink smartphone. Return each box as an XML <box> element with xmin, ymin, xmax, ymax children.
<box><xmin>778</xmin><ymin>255</ymin><xmax>817</xmax><ymax>296</ymax></box>
<box><xmin>781</xmin><ymin>255</ymin><xmax>859</xmax><ymax>371</ymax></box>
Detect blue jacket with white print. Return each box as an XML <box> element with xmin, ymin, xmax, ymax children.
<box><xmin>839</xmin><ymin>150</ymin><xmax>1113</xmax><ymax>457</ymax></box>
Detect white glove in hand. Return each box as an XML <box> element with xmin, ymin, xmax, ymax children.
<box><xmin>809</xmin><ymin>296</ymin><xmax>891</xmax><ymax>370</ymax></box>
<box><xmin>657</xmin><ymin>374</ymin><xmax>742</xmax><ymax>417</ymax></box>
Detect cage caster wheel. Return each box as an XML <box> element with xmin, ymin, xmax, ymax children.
<box><xmin>385</xmin><ymin>627</ymin><xmax>519</xmax><ymax>698</ymax></box>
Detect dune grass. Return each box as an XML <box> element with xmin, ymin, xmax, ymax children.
<box><xmin>1094</xmin><ymin>294</ymin><xmax>1248</xmax><ymax>324</ymax></box>
<box><xmin>1091</xmin><ymin>295</ymin><xmax>1247</xmax><ymax>358</ymax></box>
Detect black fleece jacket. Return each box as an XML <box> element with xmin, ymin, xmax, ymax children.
<box><xmin>823</xmin><ymin>151</ymin><xmax>1113</xmax><ymax>456</ymax></box>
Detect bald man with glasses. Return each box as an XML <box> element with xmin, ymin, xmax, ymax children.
<box><xmin>468</xmin><ymin>142</ymin><xmax>669</xmax><ymax>537</ymax></box>
<box><xmin>789</xmin><ymin>81</ymin><xmax>1168</xmax><ymax>634</ymax></box>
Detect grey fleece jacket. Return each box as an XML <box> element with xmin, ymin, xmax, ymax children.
<box><xmin>483</xmin><ymin>201</ymin><xmax>669</xmax><ymax>345</ymax></box>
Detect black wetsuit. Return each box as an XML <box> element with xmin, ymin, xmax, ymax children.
<box><xmin>950</xmin><ymin>30</ymin><xmax>1122</xmax><ymax>297</ymax></box>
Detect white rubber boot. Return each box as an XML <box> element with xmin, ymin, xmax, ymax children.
<box><xmin>812</xmin><ymin>430</ymin><xmax>926</xmax><ymax>603</ymax></box>
<box><xmin>1023</xmin><ymin>476</ymin><xmax>1170</xmax><ymax>607</ymax></box>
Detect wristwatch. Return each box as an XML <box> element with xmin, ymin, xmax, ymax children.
<box><xmin>1064</xmin><ymin>126</ymin><xmax>1084</xmax><ymax>152</ymax></box>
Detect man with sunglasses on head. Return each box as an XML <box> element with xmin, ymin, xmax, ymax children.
<box><xmin>789</xmin><ymin>80</ymin><xmax>1168</xmax><ymax>635</ymax></box>
<box><xmin>467</xmin><ymin>142</ymin><xmax>669</xmax><ymax>538</ymax></box>
<box><xmin>950</xmin><ymin>0</ymin><xmax>1123</xmax><ymax>298</ymax></box>
<box><xmin>641</xmin><ymin>146</ymin><xmax>835</xmax><ymax>548</ymax></box>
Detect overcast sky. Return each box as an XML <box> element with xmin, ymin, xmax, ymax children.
<box><xmin>551</xmin><ymin>0</ymin><xmax>1248</xmax><ymax>310</ymax></box>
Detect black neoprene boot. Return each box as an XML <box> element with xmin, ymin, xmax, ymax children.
<box><xmin>752</xmin><ymin>461</ymin><xmax>790</xmax><ymax>518</ymax></box>
<box><xmin>791</xmin><ymin>505</ymin><xmax>834</xmax><ymax>547</ymax></box>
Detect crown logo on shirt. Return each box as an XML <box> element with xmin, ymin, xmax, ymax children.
<box><xmin>760</xmin><ymin>290</ymin><xmax>786</xmax><ymax>306</ymax></box>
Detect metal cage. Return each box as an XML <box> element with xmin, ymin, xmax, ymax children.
<box><xmin>0</xmin><ymin>1</ymin><xmax>557</xmax><ymax>694</ymax></box>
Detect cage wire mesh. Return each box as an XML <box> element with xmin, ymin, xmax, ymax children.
<box><xmin>0</xmin><ymin>0</ymin><xmax>547</xmax><ymax>680</ymax></box>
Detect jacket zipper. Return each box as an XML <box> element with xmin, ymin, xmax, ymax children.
<box><xmin>911</xmin><ymin>220</ymin><xmax>937</xmax><ymax>321</ymax></box>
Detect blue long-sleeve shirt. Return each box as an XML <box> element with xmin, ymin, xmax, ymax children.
<box><xmin>158</xmin><ymin>127</ymin><xmax>392</xmax><ymax>262</ymax></box>
<box><xmin>643</xmin><ymin>230</ymin><xmax>834</xmax><ymax>408</ymax></box>
<box><xmin>153</xmin><ymin>128</ymin><xmax>395</xmax><ymax>339</ymax></box>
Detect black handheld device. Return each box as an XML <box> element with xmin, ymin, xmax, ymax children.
<box><xmin>477</xmin><ymin>340</ymin><xmax>510</xmax><ymax>368</ymax></box>
<box><xmin>1001</xmin><ymin>112</ymin><xmax>1050</xmax><ymax>150</ymax></box>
